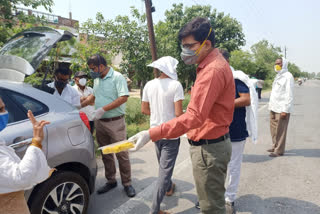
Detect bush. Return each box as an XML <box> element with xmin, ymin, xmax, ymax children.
<box><xmin>182</xmin><ymin>93</ymin><xmax>190</xmax><ymax>110</ymax></box>
<box><xmin>125</xmin><ymin>97</ymin><xmax>149</xmax><ymax>125</ymax></box>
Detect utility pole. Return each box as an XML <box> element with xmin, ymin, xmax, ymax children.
<box><xmin>284</xmin><ymin>46</ymin><xmax>287</xmax><ymax>58</ymax></box>
<box><xmin>144</xmin><ymin>0</ymin><xmax>159</xmax><ymax>78</ymax></box>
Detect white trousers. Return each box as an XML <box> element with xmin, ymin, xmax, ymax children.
<box><xmin>225</xmin><ymin>140</ymin><xmax>246</xmax><ymax>203</ymax></box>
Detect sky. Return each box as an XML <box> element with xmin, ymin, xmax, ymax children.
<box><xmin>23</xmin><ymin>0</ymin><xmax>320</xmax><ymax>74</ymax></box>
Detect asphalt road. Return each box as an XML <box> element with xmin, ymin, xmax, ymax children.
<box><xmin>88</xmin><ymin>80</ymin><xmax>320</xmax><ymax>214</ymax></box>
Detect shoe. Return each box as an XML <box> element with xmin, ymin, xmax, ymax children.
<box><xmin>225</xmin><ymin>201</ymin><xmax>235</xmax><ymax>214</ymax></box>
<box><xmin>195</xmin><ymin>201</ymin><xmax>200</xmax><ymax>209</ymax></box>
<box><xmin>97</xmin><ymin>182</ymin><xmax>117</xmax><ymax>194</ymax></box>
<box><xmin>269</xmin><ymin>152</ymin><xmax>283</xmax><ymax>157</ymax></box>
<box><xmin>124</xmin><ymin>185</ymin><xmax>136</xmax><ymax>197</ymax></box>
<box><xmin>267</xmin><ymin>148</ymin><xmax>274</xmax><ymax>152</ymax></box>
<box><xmin>165</xmin><ymin>183</ymin><xmax>175</xmax><ymax>196</ymax></box>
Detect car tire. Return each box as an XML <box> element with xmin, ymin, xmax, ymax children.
<box><xmin>28</xmin><ymin>171</ymin><xmax>90</xmax><ymax>214</ymax></box>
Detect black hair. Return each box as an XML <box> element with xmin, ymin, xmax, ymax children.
<box><xmin>178</xmin><ymin>17</ymin><xmax>215</xmax><ymax>47</ymax></box>
<box><xmin>87</xmin><ymin>54</ymin><xmax>107</xmax><ymax>66</ymax></box>
<box><xmin>54</xmin><ymin>67</ymin><xmax>71</xmax><ymax>76</ymax></box>
<box><xmin>219</xmin><ymin>49</ymin><xmax>230</xmax><ymax>61</ymax></box>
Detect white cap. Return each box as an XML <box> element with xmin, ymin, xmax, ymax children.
<box><xmin>147</xmin><ymin>56</ymin><xmax>179</xmax><ymax>80</ymax></box>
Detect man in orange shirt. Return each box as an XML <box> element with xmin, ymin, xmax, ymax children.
<box><xmin>130</xmin><ymin>17</ymin><xmax>235</xmax><ymax>214</ymax></box>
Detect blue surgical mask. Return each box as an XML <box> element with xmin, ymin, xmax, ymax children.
<box><xmin>0</xmin><ymin>111</ymin><xmax>9</xmax><ymax>132</ymax></box>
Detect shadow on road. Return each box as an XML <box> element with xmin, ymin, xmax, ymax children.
<box><xmin>161</xmin><ymin>179</ymin><xmax>200</xmax><ymax>214</ymax></box>
<box><xmin>243</xmin><ymin>149</ymin><xmax>320</xmax><ymax>163</ymax></box>
<box><xmin>243</xmin><ymin>154</ymin><xmax>272</xmax><ymax>163</ymax></box>
<box><xmin>237</xmin><ymin>194</ymin><xmax>320</xmax><ymax>214</ymax></box>
<box><xmin>285</xmin><ymin>149</ymin><xmax>320</xmax><ymax>158</ymax></box>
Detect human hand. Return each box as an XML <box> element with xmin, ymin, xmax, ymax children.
<box><xmin>93</xmin><ymin>107</ymin><xmax>105</xmax><ymax>120</ymax></box>
<box><xmin>27</xmin><ymin>110</ymin><xmax>50</xmax><ymax>143</ymax></box>
<box><xmin>128</xmin><ymin>130</ymin><xmax>151</xmax><ymax>152</ymax></box>
<box><xmin>280</xmin><ymin>112</ymin><xmax>287</xmax><ymax>120</ymax></box>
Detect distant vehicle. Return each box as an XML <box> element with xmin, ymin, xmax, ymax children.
<box><xmin>0</xmin><ymin>27</ymin><xmax>97</xmax><ymax>214</ymax></box>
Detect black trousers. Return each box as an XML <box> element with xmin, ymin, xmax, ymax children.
<box><xmin>256</xmin><ymin>88</ymin><xmax>262</xmax><ymax>99</ymax></box>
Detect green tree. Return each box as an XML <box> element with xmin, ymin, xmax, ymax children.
<box><xmin>0</xmin><ymin>0</ymin><xmax>53</xmax><ymax>46</ymax></box>
<box><xmin>288</xmin><ymin>62</ymin><xmax>302</xmax><ymax>78</ymax></box>
<box><xmin>229</xmin><ymin>50</ymin><xmax>257</xmax><ymax>76</ymax></box>
<box><xmin>80</xmin><ymin>9</ymin><xmax>152</xmax><ymax>90</ymax></box>
<box><xmin>251</xmin><ymin>40</ymin><xmax>282</xmax><ymax>80</ymax></box>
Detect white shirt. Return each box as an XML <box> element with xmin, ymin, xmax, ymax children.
<box><xmin>142</xmin><ymin>78</ymin><xmax>184</xmax><ymax>128</ymax></box>
<box><xmin>0</xmin><ymin>142</ymin><xmax>51</xmax><ymax>193</ymax></box>
<box><xmin>73</xmin><ymin>85</ymin><xmax>95</xmax><ymax>121</ymax></box>
<box><xmin>48</xmin><ymin>82</ymin><xmax>81</xmax><ymax>108</ymax></box>
<box><xmin>269</xmin><ymin>70</ymin><xmax>294</xmax><ymax>113</ymax></box>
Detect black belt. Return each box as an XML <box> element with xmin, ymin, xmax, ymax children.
<box><xmin>100</xmin><ymin>115</ymin><xmax>124</xmax><ymax>122</ymax></box>
<box><xmin>188</xmin><ymin>133</ymin><xmax>229</xmax><ymax>146</ymax></box>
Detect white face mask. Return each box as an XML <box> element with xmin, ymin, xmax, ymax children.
<box><xmin>79</xmin><ymin>78</ymin><xmax>87</xmax><ymax>86</ymax></box>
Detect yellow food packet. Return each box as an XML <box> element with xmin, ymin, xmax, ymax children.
<box><xmin>99</xmin><ymin>140</ymin><xmax>135</xmax><ymax>154</ymax></box>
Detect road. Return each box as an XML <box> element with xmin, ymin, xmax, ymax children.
<box><xmin>88</xmin><ymin>80</ymin><xmax>320</xmax><ymax>214</ymax></box>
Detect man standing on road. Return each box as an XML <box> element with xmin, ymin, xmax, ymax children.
<box><xmin>141</xmin><ymin>56</ymin><xmax>184</xmax><ymax>214</ymax></box>
<box><xmin>256</xmin><ymin>79</ymin><xmax>264</xmax><ymax>99</ymax></box>
<box><xmin>81</xmin><ymin>54</ymin><xmax>136</xmax><ymax>197</ymax></box>
<box><xmin>268</xmin><ymin>57</ymin><xmax>294</xmax><ymax>157</ymax></box>
<box><xmin>129</xmin><ymin>17</ymin><xmax>235</xmax><ymax>214</ymax></box>
<box><xmin>73</xmin><ymin>71</ymin><xmax>95</xmax><ymax>133</ymax></box>
<box><xmin>219</xmin><ymin>49</ymin><xmax>258</xmax><ymax>214</ymax></box>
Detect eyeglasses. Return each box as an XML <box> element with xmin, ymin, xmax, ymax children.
<box><xmin>181</xmin><ymin>42</ymin><xmax>199</xmax><ymax>49</ymax></box>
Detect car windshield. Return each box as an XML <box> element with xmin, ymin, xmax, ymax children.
<box><xmin>0</xmin><ymin>33</ymin><xmax>46</xmax><ymax>63</ymax></box>
<box><xmin>0</xmin><ymin>27</ymin><xmax>62</xmax><ymax>70</ymax></box>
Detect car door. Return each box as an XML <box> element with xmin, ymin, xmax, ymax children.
<box><xmin>0</xmin><ymin>87</ymin><xmax>49</xmax><ymax>157</ymax></box>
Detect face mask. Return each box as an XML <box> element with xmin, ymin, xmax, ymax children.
<box><xmin>55</xmin><ymin>80</ymin><xmax>67</xmax><ymax>89</ymax></box>
<box><xmin>181</xmin><ymin>47</ymin><xmax>199</xmax><ymax>65</ymax></box>
<box><xmin>274</xmin><ymin>65</ymin><xmax>282</xmax><ymax>72</ymax></box>
<box><xmin>79</xmin><ymin>78</ymin><xmax>87</xmax><ymax>86</ymax></box>
<box><xmin>180</xmin><ymin>28</ymin><xmax>212</xmax><ymax>65</ymax></box>
<box><xmin>90</xmin><ymin>69</ymin><xmax>102</xmax><ymax>79</ymax></box>
<box><xmin>0</xmin><ymin>111</ymin><xmax>9</xmax><ymax>132</ymax></box>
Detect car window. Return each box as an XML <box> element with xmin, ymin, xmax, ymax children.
<box><xmin>0</xmin><ymin>88</ymin><xmax>49</xmax><ymax>123</ymax></box>
<box><xmin>9</xmin><ymin>91</ymin><xmax>49</xmax><ymax>116</ymax></box>
<box><xmin>0</xmin><ymin>90</ymin><xmax>26</xmax><ymax>123</ymax></box>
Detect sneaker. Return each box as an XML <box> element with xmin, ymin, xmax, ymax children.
<box><xmin>97</xmin><ymin>182</ymin><xmax>117</xmax><ymax>194</ymax></box>
<box><xmin>225</xmin><ymin>201</ymin><xmax>235</xmax><ymax>214</ymax></box>
<box><xmin>124</xmin><ymin>185</ymin><xmax>136</xmax><ymax>197</ymax></box>
<box><xmin>195</xmin><ymin>201</ymin><xmax>200</xmax><ymax>209</ymax></box>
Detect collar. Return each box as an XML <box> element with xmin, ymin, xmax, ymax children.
<box><xmin>197</xmin><ymin>48</ymin><xmax>219</xmax><ymax>73</ymax></box>
<box><xmin>101</xmin><ymin>67</ymin><xmax>114</xmax><ymax>80</ymax></box>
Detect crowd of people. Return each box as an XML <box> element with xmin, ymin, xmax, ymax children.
<box><xmin>0</xmin><ymin>17</ymin><xmax>295</xmax><ymax>214</ymax></box>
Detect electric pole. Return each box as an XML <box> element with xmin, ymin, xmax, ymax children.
<box><xmin>284</xmin><ymin>46</ymin><xmax>287</xmax><ymax>58</ymax></box>
<box><xmin>144</xmin><ymin>0</ymin><xmax>159</xmax><ymax>78</ymax></box>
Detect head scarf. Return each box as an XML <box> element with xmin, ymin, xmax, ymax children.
<box><xmin>147</xmin><ymin>56</ymin><xmax>179</xmax><ymax>80</ymax></box>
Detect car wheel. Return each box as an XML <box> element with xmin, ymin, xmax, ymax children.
<box><xmin>28</xmin><ymin>171</ymin><xmax>90</xmax><ymax>214</ymax></box>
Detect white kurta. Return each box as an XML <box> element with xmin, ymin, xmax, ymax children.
<box><xmin>48</xmin><ymin>82</ymin><xmax>81</xmax><ymax>108</ymax></box>
<box><xmin>0</xmin><ymin>141</ymin><xmax>51</xmax><ymax>194</ymax></box>
<box><xmin>269</xmin><ymin>58</ymin><xmax>294</xmax><ymax>114</ymax></box>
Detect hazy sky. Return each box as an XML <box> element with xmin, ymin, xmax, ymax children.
<box><xmin>26</xmin><ymin>0</ymin><xmax>320</xmax><ymax>73</ymax></box>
